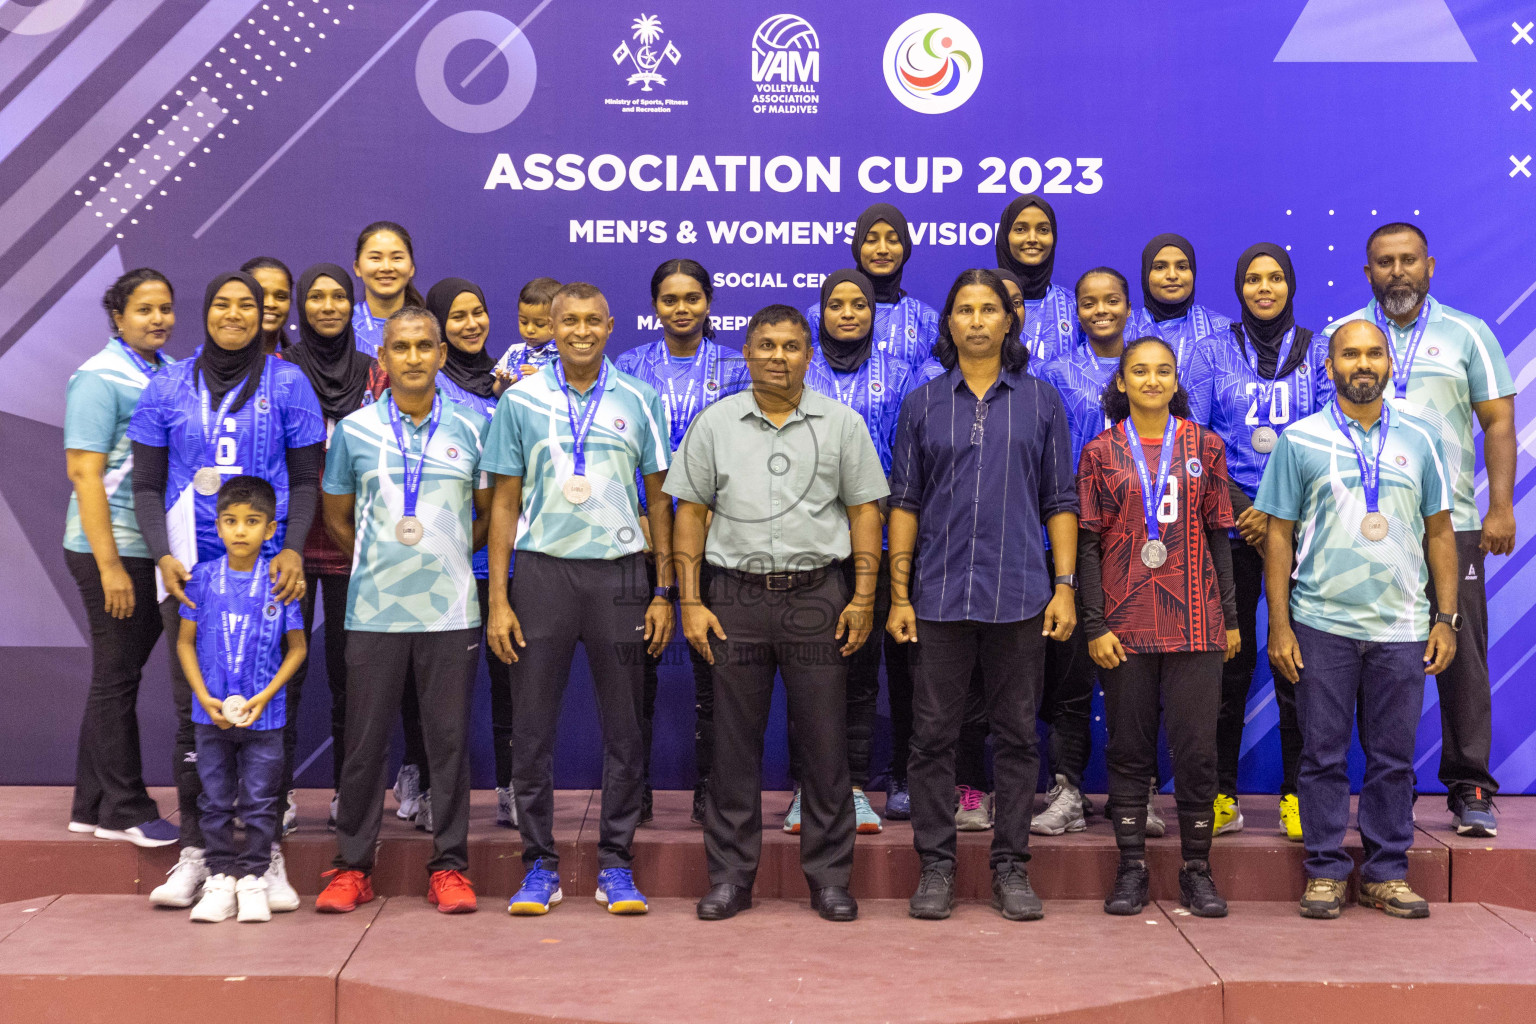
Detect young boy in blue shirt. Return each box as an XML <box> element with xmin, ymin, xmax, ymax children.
<box><xmin>176</xmin><ymin>476</ymin><xmax>306</xmax><ymax>922</ymax></box>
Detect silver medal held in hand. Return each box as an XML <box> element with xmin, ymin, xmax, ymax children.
<box><xmin>221</xmin><ymin>694</ymin><xmax>247</xmax><ymax>721</ymax></box>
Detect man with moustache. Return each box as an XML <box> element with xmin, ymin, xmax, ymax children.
<box><xmin>1256</xmin><ymin>320</ymin><xmax>1458</xmax><ymax>920</ymax></box>
<box><xmin>1325</xmin><ymin>223</ymin><xmax>1516</xmax><ymax>838</ymax></box>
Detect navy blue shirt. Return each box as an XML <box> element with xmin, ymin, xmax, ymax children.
<box><xmin>889</xmin><ymin>364</ymin><xmax>1078</xmax><ymax>623</ymax></box>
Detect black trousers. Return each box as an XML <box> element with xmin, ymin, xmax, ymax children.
<box><xmin>282</xmin><ymin>571</ymin><xmax>350</xmax><ymax>794</ymax></box>
<box><xmin>1429</xmin><ymin>530</ymin><xmax>1496</xmax><ymax>797</ymax></box>
<box><xmin>1039</xmin><ymin>594</ymin><xmax>1095</xmax><ymax>788</ymax></box>
<box><xmin>1216</xmin><ymin>539</ymin><xmax>1301</xmax><ymax>796</ymax></box>
<box><xmin>65</xmin><ymin>551</ymin><xmax>164</xmax><ymax>830</ymax></box>
<box><xmin>706</xmin><ymin>568</ymin><xmax>855</xmax><ymax>890</ymax></box>
<box><xmin>333</xmin><ymin>628</ymin><xmax>478</xmax><ymax>873</ymax></box>
<box><xmin>909</xmin><ymin>616</ymin><xmax>1046</xmax><ymax>873</ymax></box>
<box><xmin>642</xmin><ymin>560</ymin><xmax>715</xmax><ymax>788</ymax></box>
<box><xmin>1102</xmin><ymin>650</ymin><xmax>1222</xmax><ymax>862</ymax></box>
<box><xmin>476</xmin><ymin>576</ymin><xmax>515</xmax><ymax>789</ymax></box>
<box><xmin>509</xmin><ymin>552</ymin><xmax>649</xmax><ymax>872</ymax></box>
<box><xmin>161</xmin><ymin>596</ymin><xmax>205</xmax><ymax>848</ymax></box>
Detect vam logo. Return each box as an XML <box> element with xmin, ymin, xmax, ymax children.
<box><xmin>751</xmin><ymin>14</ymin><xmax>820</xmax><ymax>114</ymax></box>
<box><xmin>883</xmin><ymin>13</ymin><xmax>983</xmax><ymax>114</ymax></box>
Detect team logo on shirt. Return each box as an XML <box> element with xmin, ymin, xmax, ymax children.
<box><xmin>883</xmin><ymin>14</ymin><xmax>984</xmax><ymax>115</ymax></box>
<box><xmin>256</xmin><ymin>395</ymin><xmax>270</xmax><ymax>413</ymax></box>
<box><xmin>906</xmin><ymin>325</ymin><xmax>917</xmax><ymax>339</ymax></box>
<box><xmin>871</xmin><ymin>381</ymin><xmax>884</xmax><ymax>394</ymax></box>
<box><xmin>1427</xmin><ymin>346</ymin><xmax>1440</xmax><ymax>356</ymax></box>
<box><xmin>264</xmin><ymin>603</ymin><xmax>279</xmax><ymax>620</ymax></box>
<box><xmin>446</xmin><ymin>446</ymin><xmax>460</xmax><ymax>460</ymax></box>
<box><xmin>1185</xmin><ymin>458</ymin><xmax>1202</xmax><ymax>477</ymax></box>
<box><xmin>614</xmin><ymin>417</ymin><xmax>627</xmax><ymax>430</ymax></box>
<box><xmin>1060</xmin><ymin>320</ymin><xmax>1071</xmax><ymax>333</ymax></box>
<box><xmin>705</xmin><ymin>379</ymin><xmax>719</xmax><ymax>392</ymax></box>
<box><xmin>1396</xmin><ymin>454</ymin><xmax>1408</xmax><ymax>466</ymax></box>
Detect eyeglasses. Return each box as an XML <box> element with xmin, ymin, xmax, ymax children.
<box><xmin>970</xmin><ymin>398</ymin><xmax>988</xmax><ymax>446</ymax></box>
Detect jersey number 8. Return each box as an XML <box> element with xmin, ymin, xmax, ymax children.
<box><xmin>1157</xmin><ymin>476</ymin><xmax>1180</xmax><ymax>524</ymax></box>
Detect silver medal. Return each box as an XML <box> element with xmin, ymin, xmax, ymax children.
<box><xmin>562</xmin><ymin>475</ymin><xmax>592</xmax><ymax>504</ymax></box>
<box><xmin>395</xmin><ymin>515</ymin><xmax>424</xmax><ymax>546</ymax></box>
<box><xmin>193</xmin><ymin>466</ymin><xmax>223</xmax><ymax>496</ymax></box>
<box><xmin>1251</xmin><ymin>426</ymin><xmax>1278</xmax><ymax>454</ymax></box>
<box><xmin>1360</xmin><ymin>512</ymin><xmax>1389</xmax><ymax>542</ymax></box>
<box><xmin>1141</xmin><ymin>539</ymin><xmax>1168</xmax><ymax>568</ymax></box>
<box><xmin>221</xmin><ymin>694</ymin><xmax>247</xmax><ymax>721</ymax></box>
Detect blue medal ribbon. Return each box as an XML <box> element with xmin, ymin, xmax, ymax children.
<box><xmin>554</xmin><ymin>358</ymin><xmax>610</xmax><ymax>478</ymax></box>
<box><xmin>216</xmin><ymin>554</ymin><xmax>267</xmax><ymax>686</ymax></box>
<box><xmin>115</xmin><ymin>337</ymin><xmax>163</xmax><ymax>376</ymax></box>
<box><xmin>1243</xmin><ymin>327</ymin><xmax>1307</xmax><ymax>431</ymax></box>
<box><xmin>197</xmin><ymin>372</ymin><xmax>243</xmax><ymax>476</ymax></box>
<box><xmin>1329</xmin><ymin>402</ymin><xmax>1390</xmax><ymax>515</ymax></box>
<box><xmin>387</xmin><ymin>392</ymin><xmax>443</xmax><ymax>519</ymax></box>
<box><xmin>660</xmin><ymin>342</ymin><xmax>717</xmax><ymax>450</ymax></box>
<box><xmin>1123</xmin><ymin>415</ymin><xmax>1178</xmax><ymax>543</ymax></box>
<box><xmin>1372</xmin><ymin>301</ymin><xmax>1430</xmax><ymax>392</ymax></box>
<box><xmin>827</xmin><ymin>352</ymin><xmax>888</xmax><ymax>422</ymax></box>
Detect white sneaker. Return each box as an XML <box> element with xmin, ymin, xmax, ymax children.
<box><xmin>151</xmin><ymin>847</ymin><xmax>208</xmax><ymax>908</ymax></box>
<box><xmin>282</xmin><ymin>790</ymin><xmax>298</xmax><ymax>836</ymax></box>
<box><xmin>414</xmin><ymin>789</ymin><xmax>434</xmax><ymax>833</ymax></box>
<box><xmin>189</xmin><ymin>873</ymin><xmax>237</xmax><ymax>922</ymax></box>
<box><xmin>235</xmin><ymin>874</ymin><xmax>270</xmax><ymax>922</ymax></box>
<box><xmin>327</xmin><ymin>792</ymin><xmax>339</xmax><ymax>831</ymax></box>
<box><xmin>1031</xmin><ymin>774</ymin><xmax>1087</xmax><ymax>835</ymax></box>
<box><xmin>1145</xmin><ymin>782</ymin><xmax>1167</xmax><ymax>839</ymax></box>
<box><xmin>393</xmin><ymin>764</ymin><xmax>422</xmax><ymax>821</ymax></box>
<box><xmin>263</xmin><ymin>844</ymin><xmax>300</xmax><ymax>912</ymax></box>
<box><xmin>496</xmin><ymin>786</ymin><xmax>517</xmax><ymax>828</ymax></box>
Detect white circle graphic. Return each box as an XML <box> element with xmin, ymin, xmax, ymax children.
<box><xmin>882</xmin><ymin>13</ymin><xmax>983</xmax><ymax>115</ymax></box>
<box><xmin>415</xmin><ymin>10</ymin><xmax>537</xmax><ymax>134</ymax></box>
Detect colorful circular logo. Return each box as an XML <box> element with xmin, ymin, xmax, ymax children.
<box><xmin>1396</xmin><ymin>454</ymin><xmax>1409</xmax><ymax>466</ymax></box>
<box><xmin>1186</xmin><ymin>458</ymin><xmax>1203</xmax><ymax>477</ymax></box>
<box><xmin>614</xmin><ymin>417</ymin><xmax>627</xmax><ymax>430</ymax></box>
<box><xmin>1427</xmin><ymin>346</ymin><xmax>1440</xmax><ymax>356</ymax></box>
<box><xmin>883</xmin><ymin>14</ymin><xmax>983</xmax><ymax>115</ymax></box>
<box><xmin>264</xmin><ymin>603</ymin><xmax>279</xmax><ymax>619</ymax></box>
<box><xmin>871</xmin><ymin>381</ymin><xmax>884</xmax><ymax>393</ymax></box>
<box><xmin>446</xmin><ymin>446</ymin><xmax>460</xmax><ymax>460</ymax></box>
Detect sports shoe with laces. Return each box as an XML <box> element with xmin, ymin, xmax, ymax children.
<box><xmin>95</xmin><ymin>817</ymin><xmax>179</xmax><ymax>848</ymax></box>
<box><xmin>509</xmin><ymin>860</ymin><xmax>562</xmax><ymax>915</ymax></box>
<box><xmin>1359</xmin><ymin>878</ymin><xmax>1430</xmax><ymax>919</ymax></box>
<box><xmin>1145</xmin><ymin>782</ymin><xmax>1167</xmax><ymax>838</ymax></box>
<box><xmin>282</xmin><ymin>789</ymin><xmax>298</xmax><ymax>837</ymax></box>
<box><xmin>1213</xmin><ymin>793</ymin><xmax>1244</xmax><ymax>835</ymax></box>
<box><xmin>393</xmin><ymin>763</ymin><xmax>422</xmax><ymax>821</ymax></box>
<box><xmin>1104</xmin><ymin>859</ymin><xmax>1150</xmax><ymax>916</ymax></box>
<box><xmin>495</xmin><ymin>786</ymin><xmax>517</xmax><ymax>829</ymax></box>
<box><xmin>1450</xmin><ymin>787</ymin><xmax>1497</xmax><ymax>838</ymax></box>
<box><xmin>414</xmin><ymin>789</ymin><xmax>434</xmax><ymax>833</ymax></box>
<box><xmin>263</xmin><ymin>844</ymin><xmax>300</xmax><ymax>912</ymax></box>
<box><xmin>884</xmin><ymin>778</ymin><xmax>911</xmax><ymax>820</ymax></box>
<box><xmin>150</xmin><ymin>847</ymin><xmax>208</xmax><ymax>907</ymax></box>
<box><xmin>955</xmin><ymin>785</ymin><xmax>992</xmax><ymax>831</ymax></box>
<box><xmin>236</xmin><ymin>874</ymin><xmax>270</xmax><ymax>923</ymax></box>
<box><xmin>991</xmin><ymin>866</ymin><xmax>1044</xmax><ymax>921</ymax></box>
<box><xmin>315</xmin><ymin>869</ymin><xmax>374</xmax><ymax>913</ymax></box>
<box><xmin>782</xmin><ymin>787</ymin><xmax>802</xmax><ymax>834</ymax></box>
<box><xmin>429</xmin><ymin>869</ymin><xmax>477</xmax><ymax>913</ymax></box>
<box><xmin>190</xmin><ymin>873</ymin><xmax>237</xmax><ymax>923</ymax></box>
<box><xmin>1279</xmin><ymin>794</ymin><xmax>1303</xmax><ymax>842</ymax></box>
<box><xmin>908</xmin><ymin>865</ymin><xmax>955</xmax><ymax>920</ymax></box>
<box><xmin>1299</xmin><ymin>876</ymin><xmax>1346</xmax><ymax>919</ymax></box>
<box><xmin>853</xmin><ymin>789</ymin><xmax>882</xmax><ymax>833</ymax></box>
<box><xmin>1031</xmin><ymin>774</ymin><xmax>1087</xmax><ymax>835</ymax></box>
<box><xmin>1178</xmin><ymin>860</ymin><xmax>1228</xmax><ymax>918</ymax></box>
<box><xmin>595</xmin><ymin>867</ymin><xmax>649</xmax><ymax>914</ymax></box>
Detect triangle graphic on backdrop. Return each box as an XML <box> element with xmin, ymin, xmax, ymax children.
<box><xmin>0</xmin><ymin>245</ymin><xmax>126</xmax><ymax>429</ymax></box>
<box><xmin>1275</xmin><ymin>0</ymin><xmax>1476</xmax><ymax>62</ymax></box>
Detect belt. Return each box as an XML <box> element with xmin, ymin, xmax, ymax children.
<box><xmin>721</xmin><ymin>562</ymin><xmax>836</xmax><ymax>592</ymax></box>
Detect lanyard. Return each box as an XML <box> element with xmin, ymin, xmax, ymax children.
<box><xmin>197</xmin><ymin>373</ymin><xmax>242</xmax><ymax>467</ymax></box>
<box><xmin>116</xmin><ymin>338</ymin><xmax>162</xmax><ymax>376</ymax></box>
<box><xmin>387</xmin><ymin>392</ymin><xmax>443</xmax><ymax>518</ymax></box>
<box><xmin>1243</xmin><ymin>327</ymin><xmax>1304</xmax><ymax>423</ymax></box>
<box><xmin>1025</xmin><ymin>289</ymin><xmax>1073</xmax><ymax>362</ymax></box>
<box><xmin>216</xmin><ymin>555</ymin><xmax>267</xmax><ymax>683</ymax></box>
<box><xmin>554</xmin><ymin>359</ymin><xmax>610</xmax><ymax>476</ymax></box>
<box><xmin>660</xmin><ymin>342</ymin><xmax>718</xmax><ymax>448</ymax></box>
<box><xmin>1123</xmin><ymin>415</ymin><xmax>1178</xmax><ymax>542</ymax></box>
<box><xmin>827</xmin><ymin>353</ymin><xmax>889</xmax><ymax>418</ymax></box>
<box><xmin>1373</xmin><ymin>302</ymin><xmax>1430</xmax><ymax>392</ymax></box>
<box><xmin>1329</xmin><ymin>402</ymin><xmax>1390</xmax><ymax>514</ymax></box>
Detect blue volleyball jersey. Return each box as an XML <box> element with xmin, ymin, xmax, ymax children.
<box><xmin>127</xmin><ymin>357</ymin><xmax>326</xmax><ymax>564</ymax></box>
<box><xmin>1037</xmin><ymin>339</ymin><xmax>1122</xmax><ymax>473</ymax></box>
<box><xmin>352</xmin><ymin>301</ymin><xmax>386</xmax><ymax>356</ymax></box>
<box><xmin>180</xmin><ymin>556</ymin><xmax>304</xmax><ymax>730</ymax></box>
<box><xmin>803</xmin><ymin>348</ymin><xmax>914</xmax><ymax>475</ymax></box>
<box><xmin>805</xmin><ymin>294</ymin><xmax>939</xmax><ymax>368</ymax></box>
<box><xmin>1127</xmin><ymin>304</ymin><xmax>1232</xmax><ymax>368</ymax></box>
<box><xmin>1023</xmin><ymin>283</ymin><xmax>1077</xmax><ymax>364</ymax></box>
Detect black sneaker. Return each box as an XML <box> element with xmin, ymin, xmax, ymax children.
<box><xmin>1179</xmin><ymin>860</ymin><xmax>1228</xmax><ymax>918</ymax></box>
<box><xmin>908</xmin><ymin>866</ymin><xmax>954</xmax><ymax>920</ymax></box>
<box><xmin>991</xmin><ymin>866</ymin><xmax>1044</xmax><ymax>921</ymax></box>
<box><xmin>1449</xmin><ymin>787</ymin><xmax>1498</xmax><ymax>838</ymax></box>
<box><xmin>639</xmin><ymin>784</ymin><xmax>654</xmax><ymax>825</ymax></box>
<box><xmin>1104</xmin><ymin>859</ymin><xmax>1150</xmax><ymax>916</ymax></box>
<box><xmin>690</xmin><ymin>781</ymin><xmax>707</xmax><ymax>826</ymax></box>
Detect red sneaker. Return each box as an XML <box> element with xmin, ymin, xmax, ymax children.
<box><xmin>428</xmin><ymin>869</ymin><xmax>477</xmax><ymax>914</ymax></box>
<box><xmin>315</xmin><ymin>869</ymin><xmax>374</xmax><ymax>913</ymax></box>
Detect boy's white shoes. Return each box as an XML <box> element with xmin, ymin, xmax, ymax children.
<box><xmin>236</xmin><ymin>874</ymin><xmax>271</xmax><ymax>922</ymax></box>
<box><xmin>189</xmin><ymin>874</ymin><xmax>237</xmax><ymax>922</ymax></box>
<box><xmin>264</xmin><ymin>844</ymin><xmax>300</xmax><ymax>912</ymax></box>
<box><xmin>150</xmin><ymin>847</ymin><xmax>208</xmax><ymax>908</ymax></box>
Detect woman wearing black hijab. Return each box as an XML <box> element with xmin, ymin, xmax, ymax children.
<box><xmin>788</xmin><ymin>269</ymin><xmax>916</xmax><ymax>832</ymax></box>
<box><xmin>127</xmin><ymin>271</ymin><xmax>326</xmax><ymax>907</ymax></box>
<box><xmin>1130</xmin><ymin>233</ymin><xmax>1233</xmax><ymax>367</ymax></box>
<box><xmin>279</xmin><ymin>264</ymin><xmax>374</xmax><ymax>828</ymax></box>
<box><xmin>1184</xmin><ymin>243</ymin><xmax>1332</xmax><ymax>845</ymax></box>
<box><xmin>996</xmin><ymin>195</ymin><xmax>1075</xmax><ymax>363</ymax></box>
<box><xmin>805</xmin><ymin>203</ymin><xmax>939</xmax><ymax>369</ymax></box>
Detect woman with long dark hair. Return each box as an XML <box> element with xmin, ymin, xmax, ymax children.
<box><xmin>241</xmin><ymin>256</ymin><xmax>294</xmax><ymax>356</ymax></box>
<box><xmin>995</xmin><ymin>195</ymin><xmax>1075</xmax><ymax>363</ymax></box>
<box><xmin>63</xmin><ymin>268</ymin><xmax>179</xmax><ymax>847</ymax></box>
<box><xmin>351</xmin><ymin>220</ymin><xmax>426</xmax><ymax>356</ymax></box>
<box><xmin>1128</xmin><ymin>234</ymin><xmax>1232</xmax><ymax>366</ymax></box>
<box><xmin>1076</xmin><ymin>336</ymin><xmax>1239</xmax><ymax>918</ymax></box>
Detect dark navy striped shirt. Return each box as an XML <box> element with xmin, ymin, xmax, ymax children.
<box><xmin>889</xmin><ymin>364</ymin><xmax>1078</xmax><ymax>623</ymax></box>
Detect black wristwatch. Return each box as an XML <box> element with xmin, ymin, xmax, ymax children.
<box><xmin>653</xmin><ymin>585</ymin><xmax>678</xmax><ymax>601</ymax></box>
<box><xmin>1054</xmin><ymin>574</ymin><xmax>1078</xmax><ymax>590</ymax></box>
<box><xmin>1434</xmin><ymin>611</ymin><xmax>1462</xmax><ymax>631</ymax></box>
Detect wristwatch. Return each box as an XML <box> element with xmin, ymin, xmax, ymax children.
<box><xmin>653</xmin><ymin>585</ymin><xmax>678</xmax><ymax>601</ymax></box>
<box><xmin>1054</xmin><ymin>574</ymin><xmax>1078</xmax><ymax>590</ymax></box>
<box><xmin>1434</xmin><ymin>611</ymin><xmax>1462</xmax><ymax>631</ymax></box>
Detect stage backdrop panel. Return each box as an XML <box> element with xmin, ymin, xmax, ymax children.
<box><xmin>2</xmin><ymin>0</ymin><xmax>1534</xmax><ymax>793</ymax></box>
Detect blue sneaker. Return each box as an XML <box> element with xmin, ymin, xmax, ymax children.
<box><xmin>508</xmin><ymin>860</ymin><xmax>562</xmax><ymax>915</ymax></box>
<box><xmin>885</xmin><ymin>779</ymin><xmax>911</xmax><ymax>820</ymax></box>
<box><xmin>94</xmin><ymin>817</ymin><xmax>178</xmax><ymax>848</ymax></box>
<box><xmin>595</xmin><ymin>867</ymin><xmax>649</xmax><ymax>915</ymax></box>
<box><xmin>782</xmin><ymin>788</ymin><xmax>802</xmax><ymax>834</ymax></box>
<box><xmin>1450</xmin><ymin>787</ymin><xmax>1498</xmax><ymax>838</ymax></box>
<box><xmin>853</xmin><ymin>789</ymin><xmax>883</xmax><ymax>833</ymax></box>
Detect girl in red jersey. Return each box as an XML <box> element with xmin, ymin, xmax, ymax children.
<box><xmin>1077</xmin><ymin>336</ymin><xmax>1240</xmax><ymax>919</ymax></box>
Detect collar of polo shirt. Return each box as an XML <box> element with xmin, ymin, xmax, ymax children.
<box><xmin>740</xmin><ymin>385</ymin><xmax>832</xmax><ymax>423</ymax></box>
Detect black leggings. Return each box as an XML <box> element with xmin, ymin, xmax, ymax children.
<box><xmin>281</xmin><ymin>571</ymin><xmax>349</xmax><ymax>792</ymax></box>
<box><xmin>1102</xmin><ymin>650</ymin><xmax>1222</xmax><ymax>862</ymax></box>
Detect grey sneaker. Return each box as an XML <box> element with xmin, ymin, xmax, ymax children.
<box><xmin>496</xmin><ymin>786</ymin><xmax>517</xmax><ymax>829</ymax></box>
<box><xmin>393</xmin><ymin>764</ymin><xmax>422</xmax><ymax>821</ymax></box>
<box><xmin>282</xmin><ymin>789</ymin><xmax>298</xmax><ymax>836</ymax></box>
<box><xmin>955</xmin><ymin>786</ymin><xmax>993</xmax><ymax>831</ymax></box>
<box><xmin>1031</xmin><ymin>774</ymin><xmax>1086</xmax><ymax>836</ymax></box>
<box><xmin>414</xmin><ymin>789</ymin><xmax>434</xmax><ymax>833</ymax></box>
<box><xmin>1145</xmin><ymin>782</ymin><xmax>1167</xmax><ymax>838</ymax></box>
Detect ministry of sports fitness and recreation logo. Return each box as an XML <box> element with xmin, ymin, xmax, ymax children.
<box><xmin>607</xmin><ymin>13</ymin><xmax>687</xmax><ymax>113</ymax></box>
<box><xmin>751</xmin><ymin>14</ymin><xmax>820</xmax><ymax>115</ymax></box>
<box><xmin>883</xmin><ymin>13</ymin><xmax>983</xmax><ymax>114</ymax></box>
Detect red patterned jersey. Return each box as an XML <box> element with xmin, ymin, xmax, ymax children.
<box><xmin>1077</xmin><ymin>417</ymin><xmax>1235</xmax><ymax>653</ymax></box>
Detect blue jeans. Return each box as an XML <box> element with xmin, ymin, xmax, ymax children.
<box><xmin>1292</xmin><ymin>622</ymin><xmax>1424</xmax><ymax>883</ymax></box>
<box><xmin>194</xmin><ymin>723</ymin><xmax>284</xmax><ymax>878</ymax></box>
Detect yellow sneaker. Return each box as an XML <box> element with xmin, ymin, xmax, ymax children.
<box><xmin>1213</xmin><ymin>793</ymin><xmax>1244</xmax><ymax>835</ymax></box>
<box><xmin>1279</xmin><ymin>794</ymin><xmax>1303</xmax><ymax>842</ymax></box>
